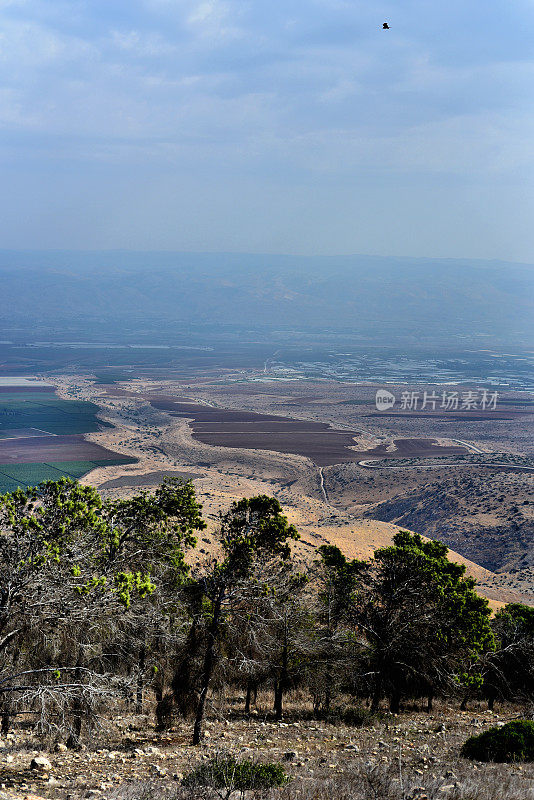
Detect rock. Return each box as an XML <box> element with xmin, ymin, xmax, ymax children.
<box><xmin>14</xmin><ymin>795</ymin><xmax>48</xmax><ymax>800</ymax></box>
<box><xmin>150</xmin><ymin>764</ymin><xmax>167</xmax><ymax>778</ymax></box>
<box><xmin>439</xmin><ymin>786</ymin><xmax>456</xmax><ymax>793</ymax></box>
<box><xmin>85</xmin><ymin>790</ymin><xmax>101</xmax><ymax>798</ymax></box>
<box><xmin>30</xmin><ymin>756</ymin><xmax>52</xmax><ymax>773</ymax></box>
<box><xmin>344</xmin><ymin>744</ymin><xmax>359</xmax><ymax>751</ymax></box>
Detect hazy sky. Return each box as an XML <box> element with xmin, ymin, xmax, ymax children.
<box><xmin>1</xmin><ymin>0</ymin><xmax>533</xmax><ymax>260</ymax></box>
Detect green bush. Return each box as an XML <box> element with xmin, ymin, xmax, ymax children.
<box><xmin>461</xmin><ymin>720</ymin><xmax>534</xmax><ymax>762</ymax></box>
<box><xmin>183</xmin><ymin>755</ymin><xmax>288</xmax><ymax>796</ymax></box>
<box><xmin>340</xmin><ymin>705</ymin><xmax>379</xmax><ymax>727</ymax></box>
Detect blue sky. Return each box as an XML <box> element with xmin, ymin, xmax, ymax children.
<box><xmin>1</xmin><ymin>0</ymin><xmax>533</xmax><ymax>259</ymax></box>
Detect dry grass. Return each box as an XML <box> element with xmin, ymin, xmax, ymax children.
<box><xmin>110</xmin><ymin>761</ymin><xmax>534</xmax><ymax>800</ymax></box>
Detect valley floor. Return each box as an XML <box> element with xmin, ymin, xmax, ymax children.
<box><xmin>51</xmin><ymin>374</ymin><xmax>534</xmax><ymax>606</ymax></box>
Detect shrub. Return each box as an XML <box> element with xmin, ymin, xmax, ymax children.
<box><xmin>183</xmin><ymin>755</ymin><xmax>288</xmax><ymax>798</ymax></box>
<box><xmin>461</xmin><ymin>720</ymin><xmax>534</xmax><ymax>762</ymax></box>
<box><xmin>339</xmin><ymin>706</ymin><xmax>379</xmax><ymax>728</ymax></box>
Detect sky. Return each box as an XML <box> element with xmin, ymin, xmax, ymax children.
<box><xmin>0</xmin><ymin>0</ymin><xmax>533</xmax><ymax>260</ymax></box>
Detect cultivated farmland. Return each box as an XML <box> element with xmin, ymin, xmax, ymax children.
<box><xmin>0</xmin><ymin>381</ymin><xmax>135</xmax><ymax>492</ymax></box>
<box><xmin>0</xmin><ymin>390</ymin><xmax>110</xmax><ymax>435</ymax></box>
<box><xmin>0</xmin><ymin>457</ymin><xmax>134</xmax><ymax>493</ymax></box>
<box><xmin>145</xmin><ymin>396</ymin><xmax>467</xmax><ymax>466</ymax></box>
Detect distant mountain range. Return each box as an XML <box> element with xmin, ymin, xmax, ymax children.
<box><xmin>1</xmin><ymin>250</ymin><xmax>532</xmax><ymax>346</ymax></box>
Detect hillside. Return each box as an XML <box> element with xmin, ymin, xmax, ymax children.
<box><xmin>1</xmin><ymin>251</ymin><xmax>533</xmax><ymax>346</ymax></box>
<box><xmin>364</xmin><ymin>472</ymin><xmax>533</xmax><ymax>587</ymax></box>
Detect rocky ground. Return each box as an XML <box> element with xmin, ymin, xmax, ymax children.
<box><xmin>1</xmin><ymin>701</ymin><xmax>533</xmax><ymax>800</ymax></box>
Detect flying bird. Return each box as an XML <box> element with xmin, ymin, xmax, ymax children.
<box><xmin>383</xmin><ymin>22</ymin><xmax>390</xmax><ymax>29</ymax></box>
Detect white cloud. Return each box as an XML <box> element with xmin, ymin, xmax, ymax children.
<box><xmin>0</xmin><ymin>19</ymin><xmax>93</xmax><ymax>68</ymax></box>
<box><xmin>186</xmin><ymin>0</ymin><xmax>243</xmax><ymax>40</ymax></box>
<box><xmin>108</xmin><ymin>30</ymin><xmax>177</xmax><ymax>58</ymax></box>
<box><xmin>0</xmin><ymin>0</ymin><xmax>533</xmax><ymax>255</ymax></box>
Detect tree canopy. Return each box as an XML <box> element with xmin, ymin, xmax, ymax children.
<box><xmin>0</xmin><ymin>479</ymin><xmax>529</xmax><ymax>747</ymax></box>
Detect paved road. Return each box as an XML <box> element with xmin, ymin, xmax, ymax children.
<box><xmin>358</xmin><ymin>459</ymin><xmax>534</xmax><ymax>472</ymax></box>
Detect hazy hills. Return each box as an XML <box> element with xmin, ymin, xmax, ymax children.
<box><xmin>1</xmin><ymin>250</ymin><xmax>533</xmax><ymax>346</ymax></box>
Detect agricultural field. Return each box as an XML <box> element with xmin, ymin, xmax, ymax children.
<box><xmin>0</xmin><ymin>381</ymin><xmax>135</xmax><ymax>492</ymax></box>
<box><xmin>0</xmin><ymin>433</ymin><xmax>135</xmax><ymax>463</ymax></box>
<box><xmin>0</xmin><ymin>457</ymin><xmax>135</xmax><ymax>493</ymax></box>
<box><xmin>143</xmin><ymin>396</ymin><xmax>468</xmax><ymax>466</ymax></box>
<box><xmin>98</xmin><ymin>468</ymin><xmax>202</xmax><ymax>489</ymax></box>
<box><xmin>0</xmin><ymin>389</ymin><xmax>111</xmax><ymax>435</ymax></box>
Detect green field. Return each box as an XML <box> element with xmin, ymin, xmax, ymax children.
<box><xmin>0</xmin><ymin>391</ymin><xmax>111</xmax><ymax>435</ymax></box>
<box><xmin>0</xmin><ymin>457</ymin><xmax>135</xmax><ymax>494</ymax></box>
<box><xmin>0</xmin><ymin>385</ymin><xmax>135</xmax><ymax>494</ymax></box>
